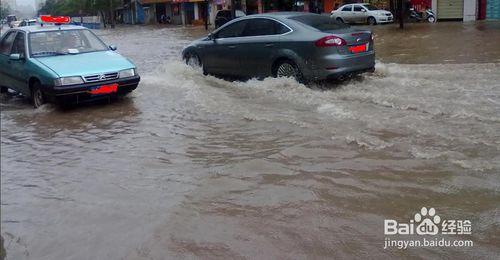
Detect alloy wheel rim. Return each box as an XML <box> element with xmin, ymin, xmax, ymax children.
<box><xmin>277</xmin><ymin>63</ymin><xmax>297</xmax><ymax>78</ymax></box>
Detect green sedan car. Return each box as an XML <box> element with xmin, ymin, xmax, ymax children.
<box><xmin>0</xmin><ymin>24</ymin><xmax>140</xmax><ymax>108</ymax></box>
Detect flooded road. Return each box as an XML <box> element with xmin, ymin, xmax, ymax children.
<box><xmin>1</xmin><ymin>22</ymin><xmax>500</xmax><ymax>259</ymax></box>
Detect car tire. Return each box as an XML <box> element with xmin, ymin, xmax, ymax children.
<box><xmin>367</xmin><ymin>17</ymin><xmax>377</xmax><ymax>25</ymax></box>
<box><xmin>0</xmin><ymin>86</ymin><xmax>8</xmax><ymax>94</ymax></box>
<box><xmin>274</xmin><ymin>60</ymin><xmax>303</xmax><ymax>82</ymax></box>
<box><xmin>31</xmin><ymin>81</ymin><xmax>45</xmax><ymax>108</ymax></box>
<box><xmin>336</xmin><ymin>17</ymin><xmax>344</xmax><ymax>24</ymax></box>
<box><xmin>185</xmin><ymin>52</ymin><xmax>207</xmax><ymax>75</ymax></box>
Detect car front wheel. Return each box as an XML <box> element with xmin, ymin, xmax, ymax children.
<box><xmin>367</xmin><ymin>17</ymin><xmax>377</xmax><ymax>25</ymax></box>
<box><xmin>185</xmin><ymin>52</ymin><xmax>207</xmax><ymax>75</ymax></box>
<box><xmin>31</xmin><ymin>81</ymin><xmax>45</xmax><ymax>108</ymax></box>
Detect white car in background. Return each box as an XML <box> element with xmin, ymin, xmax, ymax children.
<box><xmin>9</xmin><ymin>20</ymin><xmax>22</xmax><ymax>28</ymax></box>
<box><xmin>331</xmin><ymin>4</ymin><xmax>393</xmax><ymax>25</ymax></box>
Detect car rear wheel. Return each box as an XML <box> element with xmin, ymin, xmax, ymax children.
<box><xmin>31</xmin><ymin>81</ymin><xmax>45</xmax><ymax>108</ymax></box>
<box><xmin>367</xmin><ymin>17</ymin><xmax>377</xmax><ymax>25</ymax></box>
<box><xmin>275</xmin><ymin>60</ymin><xmax>302</xmax><ymax>82</ymax></box>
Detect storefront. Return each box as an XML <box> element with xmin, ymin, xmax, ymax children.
<box><xmin>437</xmin><ymin>0</ymin><xmax>463</xmax><ymax>19</ymax></box>
<box><xmin>171</xmin><ymin>0</ymin><xmax>210</xmax><ymax>25</ymax></box>
<box><xmin>486</xmin><ymin>0</ymin><xmax>500</xmax><ymax>19</ymax></box>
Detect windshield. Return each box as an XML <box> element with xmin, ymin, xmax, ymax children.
<box><xmin>29</xmin><ymin>29</ymin><xmax>108</xmax><ymax>57</ymax></box>
<box><xmin>363</xmin><ymin>4</ymin><xmax>379</xmax><ymax>10</ymax></box>
<box><xmin>290</xmin><ymin>14</ymin><xmax>349</xmax><ymax>31</ymax></box>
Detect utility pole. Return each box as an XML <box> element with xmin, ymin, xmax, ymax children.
<box><xmin>398</xmin><ymin>0</ymin><xmax>404</xmax><ymax>29</ymax></box>
<box><xmin>110</xmin><ymin>0</ymin><xmax>115</xmax><ymax>28</ymax></box>
<box><xmin>205</xmin><ymin>0</ymin><xmax>208</xmax><ymax>30</ymax></box>
<box><xmin>230</xmin><ymin>0</ymin><xmax>236</xmax><ymax>19</ymax></box>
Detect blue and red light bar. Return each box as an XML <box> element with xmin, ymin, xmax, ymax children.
<box><xmin>40</xmin><ymin>15</ymin><xmax>71</xmax><ymax>24</ymax></box>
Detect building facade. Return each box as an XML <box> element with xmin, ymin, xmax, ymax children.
<box><xmin>118</xmin><ymin>0</ymin><xmax>498</xmax><ymax>25</ymax></box>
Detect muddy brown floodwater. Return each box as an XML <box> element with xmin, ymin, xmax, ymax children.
<box><xmin>1</xmin><ymin>22</ymin><xmax>500</xmax><ymax>259</ymax></box>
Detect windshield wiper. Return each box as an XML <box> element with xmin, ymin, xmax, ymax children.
<box><xmin>32</xmin><ymin>51</ymin><xmax>68</xmax><ymax>57</ymax></box>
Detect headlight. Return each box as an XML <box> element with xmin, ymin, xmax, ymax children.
<box><xmin>119</xmin><ymin>69</ymin><xmax>136</xmax><ymax>78</ymax></box>
<box><xmin>54</xmin><ymin>76</ymin><xmax>84</xmax><ymax>86</ymax></box>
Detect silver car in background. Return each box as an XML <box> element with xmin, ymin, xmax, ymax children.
<box><xmin>182</xmin><ymin>12</ymin><xmax>375</xmax><ymax>82</ymax></box>
<box><xmin>331</xmin><ymin>4</ymin><xmax>393</xmax><ymax>25</ymax></box>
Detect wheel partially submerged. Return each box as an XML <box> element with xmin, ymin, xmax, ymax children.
<box><xmin>274</xmin><ymin>60</ymin><xmax>303</xmax><ymax>82</ymax></box>
<box><xmin>31</xmin><ymin>81</ymin><xmax>45</xmax><ymax>108</ymax></box>
<box><xmin>185</xmin><ymin>52</ymin><xmax>207</xmax><ymax>75</ymax></box>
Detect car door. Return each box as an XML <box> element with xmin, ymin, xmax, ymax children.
<box><xmin>204</xmin><ymin>19</ymin><xmax>247</xmax><ymax>75</ymax></box>
<box><xmin>6</xmin><ymin>31</ymin><xmax>30</xmax><ymax>95</ymax></box>
<box><xmin>340</xmin><ymin>5</ymin><xmax>353</xmax><ymax>22</ymax></box>
<box><xmin>238</xmin><ymin>18</ymin><xmax>291</xmax><ymax>78</ymax></box>
<box><xmin>0</xmin><ymin>31</ymin><xmax>19</xmax><ymax>89</ymax></box>
<box><xmin>353</xmin><ymin>5</ymin><xmax>368</xmax><ymax>23</ymax></box>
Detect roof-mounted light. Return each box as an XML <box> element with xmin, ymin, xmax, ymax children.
<box><xmin>40</xmin><ymin>15</ymin><xmax>70</xmax><ymax>25</ymax></box>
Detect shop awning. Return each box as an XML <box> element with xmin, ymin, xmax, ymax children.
<box><xmin>171</xmin><ymin>0</ymin><xmax>207</xmax><ymax>3</ymax></box>
<box><xmin>141</xmin><ymin>0</ymin><xmax>171</xmax><ymax>4</ymax></box>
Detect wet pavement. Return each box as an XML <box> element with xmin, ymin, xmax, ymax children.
<box><xmin>1</xmin><ymin>22</ymin><xmax>500</xmax><ymax>259</ymax></box>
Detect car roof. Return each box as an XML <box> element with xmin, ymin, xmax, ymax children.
<box><xmin>14</xmin><ymin>24</ymin><xmax>87</xmax><ymax>33</ymax></box>
<box><xmin>245</xmin><ymin>12</ymin><xmax>323</xmax><ymax>20</ymax></box>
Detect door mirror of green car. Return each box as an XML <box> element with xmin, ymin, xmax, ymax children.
<box><xmin>9</xmin><ymin>53</ymin><xmax>21</xmax><ymax>60</ymax></box>
<box><xmin>109</xmin><ymin>45</ymin><xmax>117</xmax><ymax>51</ymax></box>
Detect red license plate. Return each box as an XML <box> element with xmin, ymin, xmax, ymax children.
<box><xmin>89</xmin><ymin>83</ymin><xmax>118</xmax><ymax>95</ymax></box>
<box><xmin>348</xmin><ymin>44</ymin><xmax>367</xmax><ymax>53</ymax></box>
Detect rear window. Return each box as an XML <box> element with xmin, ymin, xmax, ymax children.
<box><xmin>364</xmin><ymin>4</ymin><xmax>379</xmax><ymax>10</ymax></box>
<box><xmin>290</xmin><ymin>15</ymin><xmax>349</xmax><ymax>31</ymax></box>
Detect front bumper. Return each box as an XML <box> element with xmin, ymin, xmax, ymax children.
<box><xmin>377</xmin><ymin>16</ymin><xmax>394</xmax><ymax>23</ymax></box>
<box><xmin>43</xmin><ymin>75</ymin><xmax>140</xmax><ymax>104</ymax></box>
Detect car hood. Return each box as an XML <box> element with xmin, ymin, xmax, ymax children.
<box><xmin>35</xmin><ymin>51</ymin><xmax>135</xmax><ymax>77</ymax></box>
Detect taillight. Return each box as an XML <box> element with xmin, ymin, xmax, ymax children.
<box><xmin>315</xmin><ymin>35</ymin><xmax>346</xmax><ymax>47</ymax></box>
<box><xmin>371</xmin><ymin>33</ymin><xmax>374</xmax><ymax>41</ymax></box>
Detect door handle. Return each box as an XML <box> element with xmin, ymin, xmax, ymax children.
<box><xmin>265</xmin><ymin>43</ymin><xmax>274</xmax><ymax>47</ymax></box>
<box><xmin>228</xmin><ymin>45</ymin><xmax>236</xmax><ymax>49</ymax></box>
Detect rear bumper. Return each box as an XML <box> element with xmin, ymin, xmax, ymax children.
<box><xmin>307</xmin><ymin>51</ymin><xmax>375</xmax><ymax>81</ymax></box>
<box><xmin>43</xmin><ymin>76</ymin><xmax>140</xmax><ymax>104</ymax></box>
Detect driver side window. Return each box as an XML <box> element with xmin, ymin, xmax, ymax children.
<box><xmin>216</xmin><ymin>20</ymin><xmax>248</xmax><ymax>39</ymax></box>
<box><xmin>0</xmin><ymin>31</ymin><xmax>17</xmax><ymax>55</ymax></box>
<box><xmin>11</xmin><ymin>32</ymin><xmax>26</xmax><ymax>58</ymax></box>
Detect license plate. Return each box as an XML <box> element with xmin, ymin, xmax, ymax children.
<box><xmin>89</xmin><ymin>83</ymin><xmax>118</xmax><ymax>95</ymax></box>
<box><xmin>348</xmin><ymin>44</ymin><xmax>367</xmax><ymax>53</ymax></box>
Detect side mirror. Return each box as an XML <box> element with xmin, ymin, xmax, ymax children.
<box><xmin>109</xmin><ymin>45</ymin><xmax>117</xmax><ymax>51</ymax></box>
<box><xmin>207</xmin><ymin>33</ymin><xmax>215</xmax><ymax>41</ymax></box>
<box><xmin>9</xmin><ymin>53</ymin><xmax>21</xmax><ymax>60</ymax></box>
<box><xmin>362</xmin><ymin>9</ymin><xmax>367</xmax><ymax>12</ymax></box>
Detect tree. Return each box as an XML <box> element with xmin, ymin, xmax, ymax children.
<box><xmin>38</xmin><ymin>0</ymin><xmax>121</xmax><ymax>27</ymax></box>
<box><xmin>0</xmin><ymin>3</ymin><xmax>12</xmax><ymax>20</ymax></box>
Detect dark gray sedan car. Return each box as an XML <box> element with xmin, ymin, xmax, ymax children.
<box><xmin>182</xmin><ymin>12</ymin><xmax>375</xmax><ymax>82</ymax></box>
